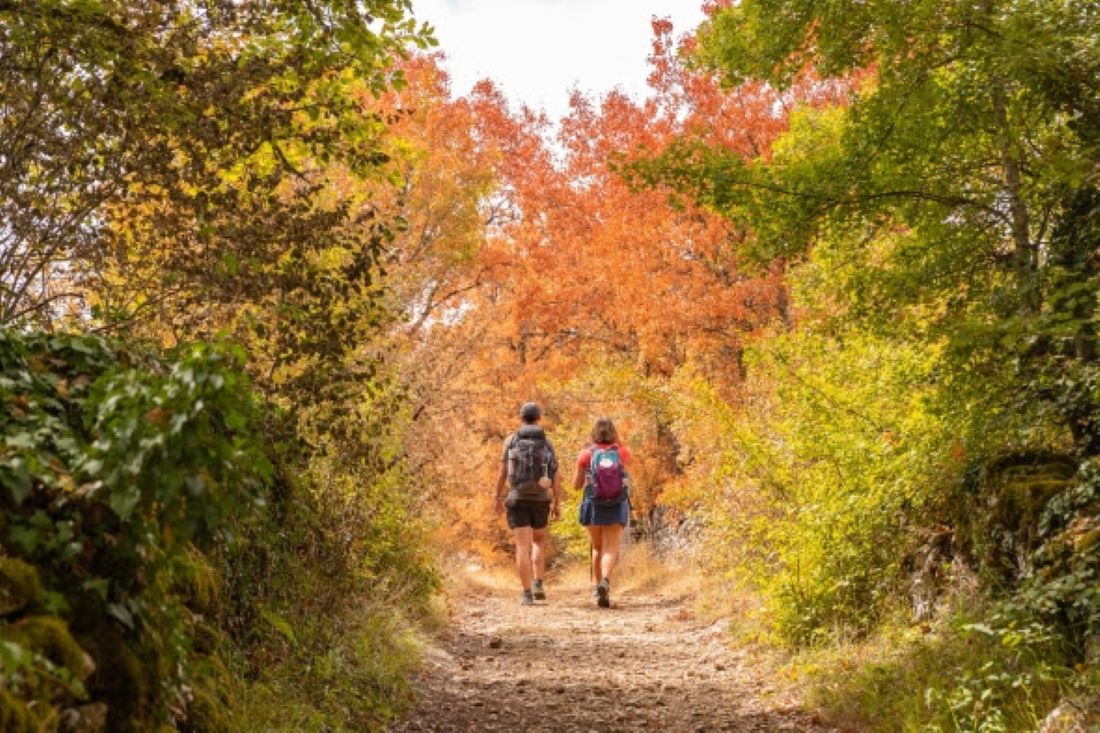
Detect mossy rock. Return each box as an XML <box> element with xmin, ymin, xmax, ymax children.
<box><xmin>985</xmin><ymin>455</ymin><xmax>1077</xmax><ymax>523</ymax></box>
<box><xmin>182</xmin><ymin>678</ymin><xmax>233</xmax><ymax>733</ymax></box>
<box><xmin>80</xmin><ymin>620</ymin><xmax>181</xmax><ymax>733</ymax></box>
<box><xmin>978</xmin><ymin>453</ymin><xmax>1078</xmax><ymax>577</ymax></box>
<box><xmin>0</xmin><ymin>688</ymin><xmax>59</xmax><ymax>733</ymax></box>
<box><xmin>71</xmin><ymin>598</ymin><xmax>181</xmax><ymax>733</ymax></box>
<box><xmin>58</xmin><ymin>702</ymin><xmax>108</xmax><ymax>733</ymax></box>
<box><xmin>1073</xmin><ymin>525</ymin><xmax>1100</xmax><ymax>553</ymax></box>
<box><xmin>0</xmin><ymin>557</ymin><xmax>43</xmax><ymax>617</ymax></box>
<box><xmin>1</xmin><ymin>615</ymin><xmax>95</xmax><ymax>683</ymax></box>
<box><xmin>79</xmin><ymin>627</ymin><xmax>147</xmax><ymax>733</ymax></box>
<box><xmin>176</xmin><ymin>546</ymin><xmax>222</xmax><ymax>617</ymax></box>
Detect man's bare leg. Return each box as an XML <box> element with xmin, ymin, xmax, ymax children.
<box><xmin>513</xmin><ymin>526</ymin><xmax>533</xmax><ymax>591</ymax></box>
<box><xmin>531</xmin><ymin>526</ymin><xmax>548</xmax><ymax>581</ymax></box>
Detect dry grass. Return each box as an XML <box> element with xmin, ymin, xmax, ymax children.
<box><xmin>437</xmin><ymin>553</ymin><xmax>519</xmax><ymax>594</ymax></box>
<box><xmin>439</xmin><ymin>540</ymin><xmax>722</xmax><ymax>616</ymax></box>
<box><xmin>615</xmin><ymin>541</ymin><xmax>699</xmax><ymax>596</ymax></box>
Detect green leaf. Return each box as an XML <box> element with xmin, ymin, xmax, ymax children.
<box><xmin>109</xmin><ymin>487</ymin><xmax>141</xmax><ymax>521</ymax></box>
<box><xmin>42</xmin><ymin>590</ymin><xmax>71</xmax><ymax>615</ymax></box>
<box><xmin>5</xmin><ymin>432</ymin><xmax>38</xmax><ymax>450</ymax></box>
<box><xmin>0</xmin><ymin>461</ymin><xmax>33</xmax><ymax>505</ymax></box>
<box><xmin>962</xmin><ymin>623</ymin><xmax>996</xmax><ymax>636</ymax></box>
<box><xmin>81</xmin><ymin>578</ymin><xmax>110</xmax><ymax>601</ymax></box>
<box><xmin>107</xmin><ymin>602</ymin><xmax>135</xmax><ymax>630</ymax></box>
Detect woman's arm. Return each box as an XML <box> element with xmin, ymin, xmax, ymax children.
<box><xmin>572</xmin><ymin>461</ymin><xmax>586</xmax><ymax>491</ymax></box>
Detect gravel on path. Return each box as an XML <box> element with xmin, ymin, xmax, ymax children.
<box><xmin>390</xmin><ymin>569</ymin><xmax>834</xmax><ymax>732</ymax></box>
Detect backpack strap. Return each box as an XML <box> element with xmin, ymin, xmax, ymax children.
<box><xmin>585</xmin><ymin>444</ymin><xmax>598</xmax><ymax>471</ymax></box>
<box><xmin>584</xmin><ymin>443</ymin><xmax>609</xmax><ymax>486</ymax></box>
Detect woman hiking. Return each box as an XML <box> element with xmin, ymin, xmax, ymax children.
<box><xmin>573</xmin><ymin>417</ymin><xmax>631</xmax><ymax>608</ymax></box>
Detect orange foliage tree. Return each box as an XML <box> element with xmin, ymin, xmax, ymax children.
<box><xmin>391</xmin><ymin>18</ymin><xmax>827</xmax><ymax>557</ymax></box>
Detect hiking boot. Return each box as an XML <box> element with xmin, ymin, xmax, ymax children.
<box><xmin>532</xmin><ymin>579</ymin><xmax>546</xmax><ymax>601</ymax></box>
<box><xmin>521</xmin><ymin>590</ymin><xmax>534</xmax><ymax>606</ymax></box>
<box><xmin>596</xmin><ymin>578</ymin><xmax>610</xmax><ymax>608</ymax></box>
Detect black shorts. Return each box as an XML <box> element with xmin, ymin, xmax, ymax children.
<box><xmin>505</xmin><ymin>498</ymin><xmax>550</xmax><ymax>529</ymax></box>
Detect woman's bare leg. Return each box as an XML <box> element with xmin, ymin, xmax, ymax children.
<box><xmin>585</xmin><ymin>525</ymin><xmax>602</xmax><ymax>582</ymax></box>
<box><xmin>598</xmin><ymin>524</ymin><xmax>625</xmax><ymax>582</ymax></box>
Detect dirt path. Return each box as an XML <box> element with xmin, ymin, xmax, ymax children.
<box><xmin>391</xmin><ymin>560</ymin><xmax>831</xmax><ymax>732</ymax></box>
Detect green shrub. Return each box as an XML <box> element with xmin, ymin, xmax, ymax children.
<box><xmin>0</xmin><ymin>329</ymin><xmax>439</xmax><ymax>730</ymax></box>
<box><xmin>0</xmin><ymin>330</ymin><xmax>269</xmax><ymax>729</ymax></box>
<box><xmin>207</xmin><ymin>369</ymin><xmax>438</xmax><ymax>731</ymax></box>
<box><xmin>668</xmin><ymin>327</ymin><xmax>958</xmax><ymax>643</ymax></box>
<box><xmin>915</xmin><ymin>456</ymin><xmax>1098</xmax><ymax>729</ymax></box>
<box><xmin>803</xmin><ymin>608</ymin><xmax>1090</xmax><ymax>732</ymax></box>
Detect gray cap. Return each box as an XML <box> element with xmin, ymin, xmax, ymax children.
<box><xmin>520</xmin><ymin>402</ymin><xmax>541</xmax><ymax>421</ymax></box>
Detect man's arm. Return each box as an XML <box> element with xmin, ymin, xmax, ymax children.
<box><xmin>494</xmin><ymin>438</ymin><xmax>510</xmax><ymax>514</ymax></box>
<box><xmin>493</xmin><ymin>459</ymin><xmax>507</xmax><ymax>514</ymax></box>
<box><xmin>546</xmin><ymin>439</ymin><xmax>562</xmax><ymax>520</ymax></box>
<box><xmin>549</xmin><ymin>468</ymin><xmax>562</xmax><ymax>520</ymax></box>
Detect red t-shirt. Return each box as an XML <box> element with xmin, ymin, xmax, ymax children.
<box><xmin>577</xmin><ymin>443</ymin><xmax>631</xmax><ymax>471</ymax></box>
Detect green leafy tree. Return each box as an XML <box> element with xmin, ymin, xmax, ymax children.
<box><xmin>622</xmin><ymin>3</ymin><xmax>1100</xmax><ymax>724</ymax></box>
<box><xmin>643</xmin><ymin>0</ymin><xmax>1099</xmax><ymax>454</ymax></box>
<box><xmin>2</xmin><ymin>3</ymin><xmax>442</xmax><ymax>729</ymax></box>
<box><xmin>0</xmin><ymin>0</ymin><xmax>433</xmax><ymax>331</ymax></box>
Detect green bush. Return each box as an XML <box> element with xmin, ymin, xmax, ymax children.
<box><xmin>669</xmin><ymin>326</ymin><xmax>958</xmax><ymax>643</ymax></box>
<box><xmin>803</xmin><ymin>614</ymin><xmax>1081</xmax><ymax>732</ymax></box>
<box><xmin>208</xmin><ymin>371</ymin><xmax>438</xmax><ymax>731</ymax></box>
<box><xmin>666</xmin><ymin>309</ymin><xmax>1097</xmax><ymax>724</ymax></box>
<box><xmin>0</xmin><ymin>329</ymin><xmax>439</xmax><ymax>731</ymax></box>
<box><xmin>0</xmin><ymin>330</ymin><xmax>269</xmax><ymax>730</ymax></box>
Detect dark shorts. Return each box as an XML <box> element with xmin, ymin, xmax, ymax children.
<box><xmin>506</xmin><ymin>498</ymin><xmax>551</xmax><ymax>529</ymax></box>
<box><xmin>579</xmin><ymin>498</ymin><xmax>629</xmax><ymax>527</ymax></box>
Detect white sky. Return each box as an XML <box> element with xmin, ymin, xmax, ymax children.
<box><xmin>411</xmin><ymin>0</ymin><xmax>706</xmax><ymax>121</ymax></box>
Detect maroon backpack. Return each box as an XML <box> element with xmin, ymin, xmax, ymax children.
<box><xmin>587</xmin><ymin>444</ymin><xmax>627</xmax><ymax>505</ymax></box>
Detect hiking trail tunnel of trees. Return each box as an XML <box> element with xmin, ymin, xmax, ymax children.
<box><xmin>0</xmin><ymin>1</ymin><xmax>1097</xmax><ymax>731</ymax></box>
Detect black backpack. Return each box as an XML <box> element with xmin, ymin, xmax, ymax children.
<box><xmin>507</xmin><ymin>425</ymin><xmax>550</xmax><ymax>496</ymax></box>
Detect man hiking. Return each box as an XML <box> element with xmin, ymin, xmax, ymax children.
<box><xmin>494</xmin><ymin>402</ymin><xmax>561</xmax><ymax>605</ymax></box>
